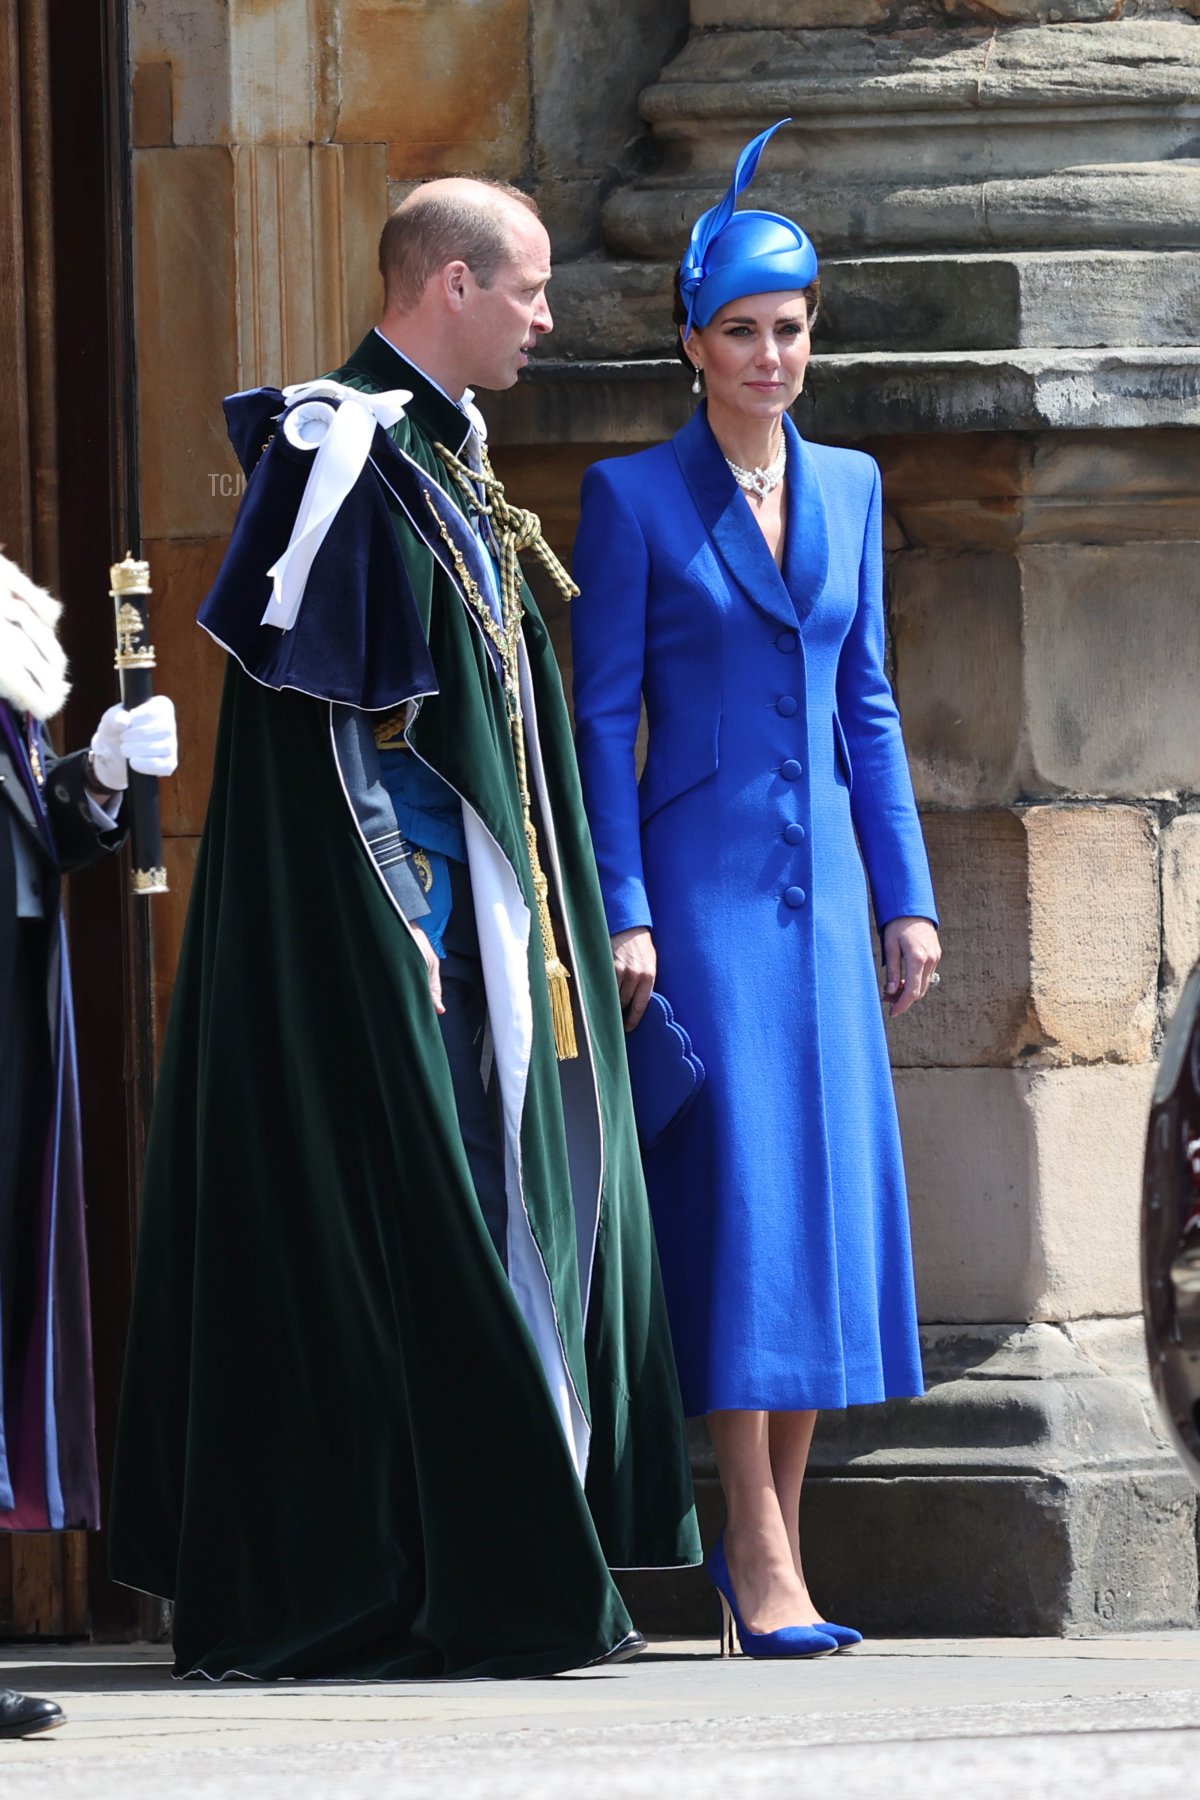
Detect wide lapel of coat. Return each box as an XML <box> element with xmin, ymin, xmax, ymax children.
<box><xmin>779</xmin><ymin>411</ymin><xmax>830</xmax><ymax>625</ymax></box>
<box><xmin>672</xmin><ymin>406</ymin><xmax>827</xmax><ymax>632</ymax></box>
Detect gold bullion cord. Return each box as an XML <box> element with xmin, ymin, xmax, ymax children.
<box><xmin>423</xmin><ymin>452</ymin><xmax>579</xmax><ymax>1061</ymax></box>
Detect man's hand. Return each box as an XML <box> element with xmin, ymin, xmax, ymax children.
<box><xmin>89</xmin><ymin>695</ymin><xmax>179</xmax><ymax>793</ymax></box>
<box><xmin>883</xmin><ymin>916</ymin><xmax>941</xmax><ymax>1019</ymax></box>
<box><xmin>612</xmin><ymin>927</ymin><xmax>656</xmax><ymax>1033</ymax></box>
<box><xmin>412</xmin><ymin>925</ymin><xmax>444</xmax><ymax>1016</ymax></box>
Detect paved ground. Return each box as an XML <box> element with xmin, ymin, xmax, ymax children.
<box><xmin>2</xmin><ymin>1636</ymin><xmax>1199</xmax><ymax>1799</ymax></box>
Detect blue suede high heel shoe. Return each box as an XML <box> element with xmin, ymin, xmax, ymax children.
<box><xmin>707</xmin><ymin>1535</ymin><xmax>839</xmax><ymax>1659</ymax></box>
<box><xmin>817</xmin><ymin>1621</ymin><xmax>863</xmax><ymax>1649</ymax></box>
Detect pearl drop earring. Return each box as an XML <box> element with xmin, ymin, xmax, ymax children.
<box><xmin>691</xmin><ymin>366</ymin><xmax>703</xmax><ymax>397</ymax></box>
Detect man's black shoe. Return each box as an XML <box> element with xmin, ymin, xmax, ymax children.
<box><xmin>591</xmin><ymin>1629</ymin><xmax>648</xmax><ymax>1667</ymax></box>
<box><xmin>0</xmin><ymin>1689</ymin><xmax>65</xmax><ymax>1738</ymax></box>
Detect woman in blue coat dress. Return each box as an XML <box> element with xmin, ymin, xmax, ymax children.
<box><xmin>571</xmin><ymin>124</ymin><xmax>941</xmax><ymax>1658</ymax></box>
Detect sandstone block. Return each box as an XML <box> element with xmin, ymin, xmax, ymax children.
<box><xmin>890</xmin><ymin>539</ymin><xmax>1200</xmax><ymax>804</ymax></box>
<box><xmin>1023</xmin><ymin>543</ymin><xmax>1200</xmax><ymax>798</ymax></box>
<box><xmin>876</xmin><ymin>434</ymin><xmax>1031</xmax><ymax>552</ymax></box>
<box><xmin>134</xmin><ymin>148</ymin><xmax>240</xmax><ymax>541</ymax></box>
<box><xmin>229</xmin><ymin>3</ymin><xmax>330</xmax><ymax>144</ymax></box>
<box><xmin>538</xmin><ymin>260</ymin><xmax>676</xmax><ymax>362</ymax></box>
<box><xmin>797</xmin><ymin>348</ymin><xmax>1200</xmax><ymax>438</ymax></box>
<box><xmin>337</xmin><ymin>0</ymin><xmax>530</xmax><ymax>180</ymax></box>
<box><xmin>488</xmin><ymin>361</ymin><xmax>692</xmax><ymax>450</ymax></box>
<box><xmin>890</xmin><ymin>813</ymin><xmax>1033</xmax><ymax>1066</ymax></box>
<box><xmin>896</xmin><ymin>1063</ymin><xmax>1155</xmax><ymax>1322</ymax></box>
<box><xmin>877</xmin><ymin>430</ymin><xmax>1200</xmax><ymax>553</ymax></box>
<box><xmin>1023</xmin><ymin>805</ymin><xmax>1159</xmax><ymax>1060</ymax></box>
<box><xmin>826</xmin><ymin>250</ymin><xmax>1200</xmax><ymax>354</ymax></box>
<box><xmin>1024</xmin><ymin>433</ymin><xmax>1200</xmax><ymax>546</ymax></box>
<box><xmin>887</xmin><ymin>806</ymin><xmax>1159</xmax><ymax>1067</ymax></box>
<box><xmin>130</xmin><ymin>0</ymin><xmax>232</xmax><ymax>146</ymax></box>
<box><xmin>132</xmin><ymin>62</ymin><xmax>174</xmax><ymax>149</ymax></box>
<box><xmin>944</xmin><ymin>0</ymin><xmax>1128</xmax><ymax>21</ymax></box>
<box><xmin>691</xmin><ymin>0</ymin><xmax>889</xmax><ymax>24</ymax></box>
<box><xmin>890</xmin><ymin>550</ymin><xmax>1024</xmax><ymax>805</ymax></box>
<box><xmin>233</xmin><ymin>142</ymin><xmax>386</xmax><ymax>389</ymax></box>
<box><xmin>1163</xmin><ymin>812</ymin><xmax>1200</xmax><ymax>1016</ymax></box>
<box><xmin>334</xmin><ymin>143</ymin><xmax>389</xmax><ymax>354</ymax></box>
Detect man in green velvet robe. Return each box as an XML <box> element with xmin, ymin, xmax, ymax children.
<box><xmin>108</xmin><ymin>178</ymin><xmax>700</xmax><ymax>1679</ymax></box>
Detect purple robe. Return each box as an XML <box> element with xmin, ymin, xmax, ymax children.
<box><xmin>0</xmin><ymin>700</ymin><xmax>102</xmax><ymax>1529</ymax></box>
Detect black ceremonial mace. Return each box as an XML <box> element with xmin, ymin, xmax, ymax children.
<box><xmin>110</xmin><ymin>554</ymin><xmax>168</xmax><ymax>895</ymax></box>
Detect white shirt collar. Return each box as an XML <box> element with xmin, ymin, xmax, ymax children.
<box><xmin>372</xmin><ymin>328</ymin><xmax>488</xmax><ymax>444</ymax></box>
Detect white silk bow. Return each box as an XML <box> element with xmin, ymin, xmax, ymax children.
<box><xmin>261</xmin><ymin>380</ymin><xmax>413</xmax><ymax>632</ymax></box>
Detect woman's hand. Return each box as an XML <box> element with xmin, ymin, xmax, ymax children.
<box><xmin>612</xmin><ymin>927</ymin><xmax>657</xmax><ymax>1033</ymax></box>
<box><xmin>882</xmin><ymin>917</ymin><xmax>941</xmax><ymax>1019</ymax></box>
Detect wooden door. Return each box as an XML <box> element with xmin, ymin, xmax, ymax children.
<box><xmin>0</xmin><ymin>0</ymin><xmax>151</xmax><ymax>1639</ymax></box>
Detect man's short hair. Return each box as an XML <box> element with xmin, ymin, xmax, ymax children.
<box><xmin>379</xmin><ymin>181</ymin><xmax>540</xmax><ymax>312</ymax></box>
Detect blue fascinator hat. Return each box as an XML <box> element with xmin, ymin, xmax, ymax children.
<box><xmin>679</xmin><ymin>120</ymin><xmax>818</xmax><ymax>335</ymax></box>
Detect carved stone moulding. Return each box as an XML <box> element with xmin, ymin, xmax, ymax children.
<box><xmin>604</xmin><ymin>22</ymin><xmax>1200</xmax><ymax>256</ymax></box>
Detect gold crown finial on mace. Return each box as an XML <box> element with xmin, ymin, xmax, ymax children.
<box><xmin>110</xmin><ymin>553</ymin><xmax>151</xmax><ymax>596</ymax></box>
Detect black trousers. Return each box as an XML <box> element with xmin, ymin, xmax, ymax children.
<box><xmin>437</xmin><ymin>860</ymin><xmax>508</xmax><ymax>1267</ymax></box>
<box><xmin>0</xmin><ymin>919</ymin><xmax>51</xmax><ymax>1391</ymax></box>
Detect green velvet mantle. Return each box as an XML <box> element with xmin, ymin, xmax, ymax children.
<box><xmin>108</xmin><ymin>336</ymin><xmax>699</xmax><ymax>1680</ymax></box>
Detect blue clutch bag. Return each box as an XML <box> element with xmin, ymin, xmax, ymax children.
<box><xmin>625</xmin><ymin>991</ymin><xmax>705</xmax><ymax>1149</ymax></box>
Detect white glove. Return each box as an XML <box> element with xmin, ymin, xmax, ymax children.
<box><xmin>89</xmin><ymin>695</ymin><xmax>179</xmax><ymax>791</ymax></box>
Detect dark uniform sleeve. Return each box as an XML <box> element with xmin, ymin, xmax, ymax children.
<box><xmin>330</xmin><ymin>706</ymin><xmax>430</xmax><ymax>923</ymax></box>
<box><xmin>43</xmin><ymin>748</ymin><xmax>126</xmax><ymax>875</ymax></box>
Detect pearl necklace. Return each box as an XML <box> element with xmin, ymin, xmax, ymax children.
<box><xmin>725</xmin><ymin>443</ymin><xmax>787</xmax><ymax>498</ymax></box>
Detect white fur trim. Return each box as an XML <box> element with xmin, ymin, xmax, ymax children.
<box><xmin>0</xmin><ymin>549</ymin><xmax>69</xmax><ymax>720</ymax></box>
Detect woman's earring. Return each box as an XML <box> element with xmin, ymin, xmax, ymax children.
<box><xmin>691</xmin><ymin>365</ymin><xmax>703</xmax><ymax>397</ymax></box>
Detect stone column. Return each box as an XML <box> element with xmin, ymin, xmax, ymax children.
<box><xmin>492</xmin><ymin>0</ymin><xmax>1200</xmax><ymax>1632</ymax></box>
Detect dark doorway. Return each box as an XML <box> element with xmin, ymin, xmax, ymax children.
<box><xmin>0</xmin><ymin>0</ymin><xmax>150</xmax><ymax>1638</ymax></box>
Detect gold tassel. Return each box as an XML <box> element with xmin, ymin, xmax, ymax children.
<box><xmin>548</xmin><ymin>963</ymin><xmax>578</xmax><ymax>1062</ymax></box>
<box><xmin>526</xmin><ymin>819</ymin><xmax>578</xmax><ymax>1061</ymax></box>
<box><xmin>423</xmin><ymin>472</ymin><xmax>581</xmax><ymax>1061</ymax></box>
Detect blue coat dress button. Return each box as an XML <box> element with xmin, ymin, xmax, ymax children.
<box><xmin>777</xmin><ymin>695</ymin><xmax>798</xmax><ymax>717</ymax></box>
<box><xmin>784</xmin><ymin>886</ymin><xmax>807</xmax><ymax>908</ymax></box>
<box><xmin>775</xmin><ymin>630</ymin><xmax>798</xmax><ymax>654</ymax></box>
<box><xmin>783</xmin><ymin>822</ymin><xmax>805</xmax><ymax>845</ymax></box>
<box><xmin>780</xmin><ymin>759</ymin><xmax>803</xmax><ymax>781</ymax></box>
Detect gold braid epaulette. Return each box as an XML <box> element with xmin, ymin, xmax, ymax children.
<box><xmin>423</xmin><ymin>445</ymin><xmax>579</xmax><ymax>1061</ymax></box>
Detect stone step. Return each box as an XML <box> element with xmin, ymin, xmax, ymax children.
<box><xmin>491</xmin><ymin>345</ymin><xmax>1200</xmax><ymax>447</ymax></box>
<box><xmin>605</xmin><ymin>165</ymin><xmax>1200</xmax><ymax>261</ymax></box>
<box><xmin>545</xmin><ymin>251</ymin><xmax>1200</xmax><ymax>360</ymax></box>
<box><xmin>601</xmin><ymin>22</ymin><xmax>1200</xmax><ymax>256</ymax></box>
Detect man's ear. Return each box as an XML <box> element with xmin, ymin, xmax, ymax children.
<box><xmin>443</xmin><ymin>260</ymin><xmax>470</xmax><ymax>311</ymax></box>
